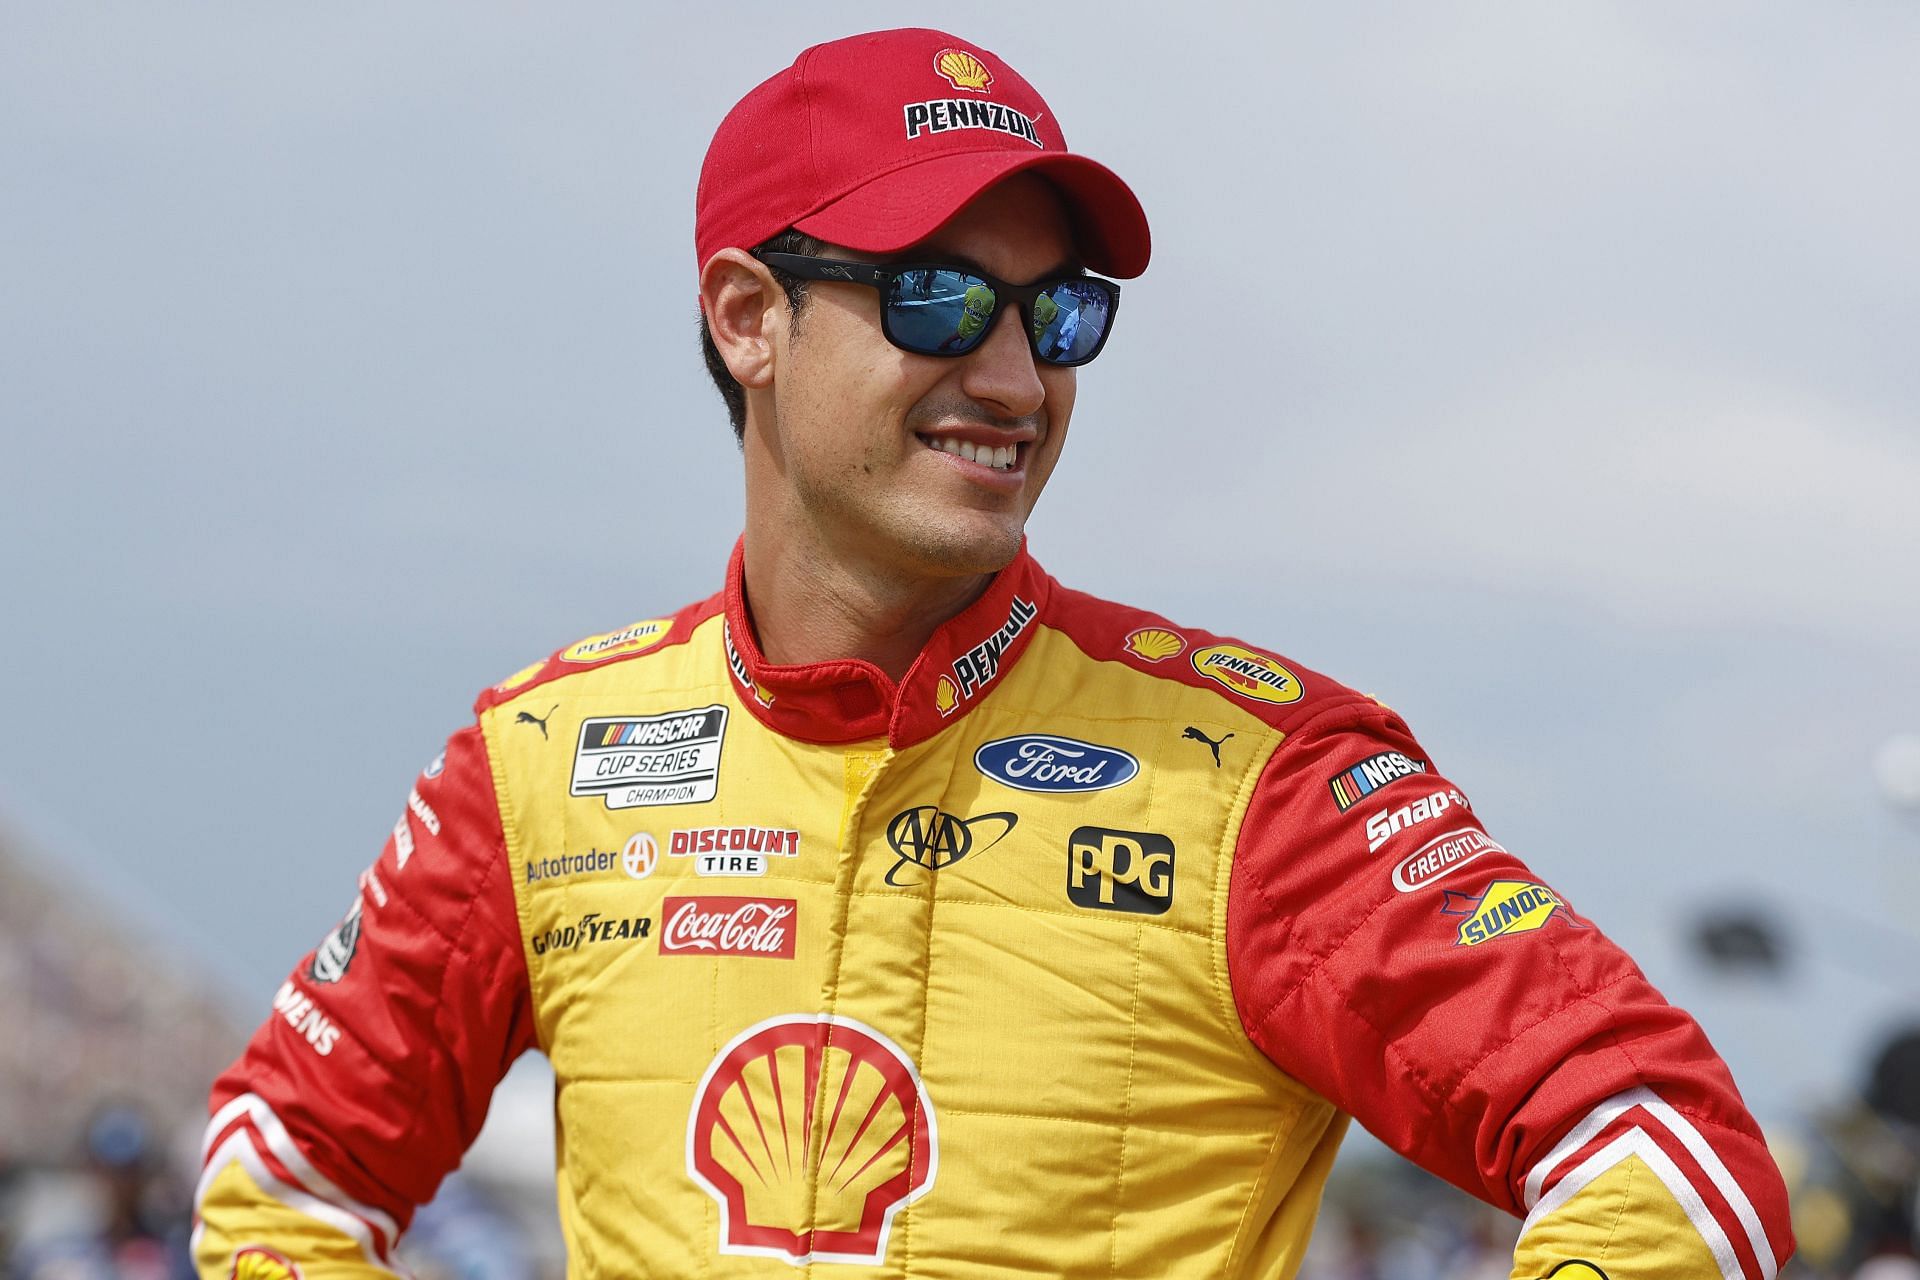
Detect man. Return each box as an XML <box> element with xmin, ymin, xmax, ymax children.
<box><xmin>194</xmin><ymin>27</ymin><xmax>1793</xmax><ymax>1280</ymax></box>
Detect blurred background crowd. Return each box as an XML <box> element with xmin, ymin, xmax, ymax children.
<box><xmin>1</xmin><ymin>827</ymin><xmax>1915</xmax><ymax>1279</ymax></box>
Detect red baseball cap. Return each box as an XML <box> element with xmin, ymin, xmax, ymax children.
<box><xmin>696</xmin><ymin>28</ymin><xmax>1150</xmax><ymax>279</ymax></box>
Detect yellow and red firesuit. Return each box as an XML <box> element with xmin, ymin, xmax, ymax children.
<box><xmin>196</xmin><ymin>542</ymin><xmax>1794</xmax><ymax>1278</ymax></box>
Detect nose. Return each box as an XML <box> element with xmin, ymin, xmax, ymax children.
<box><xmin>958</xmin><ymin>303</ymin><xmax>1048</xmax><ymax>419</ymax></box>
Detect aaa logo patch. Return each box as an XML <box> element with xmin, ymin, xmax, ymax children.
<box><xmin>1439</xmin><ymin>879</ymin><xmax>1580</xmax><ymax>946</ymax></box>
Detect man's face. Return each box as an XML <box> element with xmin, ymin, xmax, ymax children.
<box><xmin>760</xmin><ymin>174</ymin><xmax>1080</xmax><ymax>579</ymax></box>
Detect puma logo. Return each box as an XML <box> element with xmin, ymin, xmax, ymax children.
<box><xmin>1182</xmin><ymin>725</ymin><xmax>1233</xmax><ymax>767</ymax></box>
<box><xmin>516</xmin><ymin>705</ymin><xmax>559</xmax><ymax>740</ymax></box>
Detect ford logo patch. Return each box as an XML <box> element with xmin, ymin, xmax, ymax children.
<box><xmin>973</xmin><ymin>735</ymin><xmax>1140</xmax><ymax>794</ymax></box>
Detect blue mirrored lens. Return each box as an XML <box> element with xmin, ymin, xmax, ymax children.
<box><xmin>887</xmin><ymin>270</ymin><xmax>995</xmax><ymax>354</ymax></box>
<box><xmin>1032</xmin><ymin>280</ymin><xmax>1111</xmax><ymax>364</ymax></box>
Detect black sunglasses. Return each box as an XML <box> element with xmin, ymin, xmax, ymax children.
<box><xmin>753</xmin><ymin>251</ymin><xmax>1121</xmax><ymax>367</ymax></box>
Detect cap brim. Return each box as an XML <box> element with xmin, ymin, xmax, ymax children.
<box><xmin>792</xmin><ymin>150</ymin><xmax>1150</xmax><ymax>279</ymax></box>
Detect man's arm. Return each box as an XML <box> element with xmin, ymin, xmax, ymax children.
<box><xmin>194</xmin><ymin>722</ymin><xmax>537</xmax><ymax>1277</ymax></box>
<box><xmin>1227</xmin><ymin>703</ymin><xmax>1793</xmax><ymax>1280</ymax></box>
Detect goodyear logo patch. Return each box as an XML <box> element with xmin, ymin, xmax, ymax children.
<box><xmin>561</xmin><ymin>618</ymin><xmax>672</xmax><ymax>664</ymax></box>
<box><xmin>1328</xmin><ymin>750</ymin><xmax>1427</xmax><ymax>811</ymax></box>
<box><xmin>1440</xmin><ymin>880</ymin><xmax>1579</xmax><ymax>946</ymax></box>
<box><xmin>1190</xmin><ymin>643</ymin><xmax>1303</xmax><ymax>705</ymax></box>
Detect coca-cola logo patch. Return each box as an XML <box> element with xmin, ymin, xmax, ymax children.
<box><xmin>660</xmin><ymin>896</ymin><xmax>797</xmax><ymax>959</ymax></box>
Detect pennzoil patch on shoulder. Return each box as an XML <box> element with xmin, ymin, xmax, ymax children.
<box><xmin>561</xmin><ymin>618</ymin><xmax>673</xmax><ymax>663</ymax></box>
<box><xmin>1190</xmin><ymin>643</ymin><xmax>1302</xmax><ymax>706</ymax></box>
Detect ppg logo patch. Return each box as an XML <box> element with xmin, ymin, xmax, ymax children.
<box><xmin>1067</xmin><ymin>827</ymin><xmax>1175</xmax><ymax>915</ymax></box>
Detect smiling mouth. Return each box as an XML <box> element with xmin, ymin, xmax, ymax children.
<box><xmin>920</xmin><ymin>434</ymin><xmax>1024</xmax><ymax>472</ymax></box>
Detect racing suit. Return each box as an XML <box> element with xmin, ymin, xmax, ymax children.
<box><xmin>195</xmin><ymin>541</ymin><xmax>1794</xmax><ymax>1278</ymax></box>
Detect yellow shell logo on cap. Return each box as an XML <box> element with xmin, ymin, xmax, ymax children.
<box><xmin>1123</xmin><ymin>627</ymin><xmax>1186</xmax><ymax>663</ymax></box>
<box><xmin>230</xmin><ymin>1247</ymin><xmax>302</xmax><ymax>1280</ymax></box>
<box><xmin>933</xmin><ymin>47</ymin><xmax>993</xmax><ymax>92</ymax></box>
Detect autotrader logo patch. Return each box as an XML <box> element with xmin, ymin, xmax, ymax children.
<box><xmin>570</xmin><ymin>706</ymin><xmax>727</xmax><ymax>809</ymax></box>
<box><xmin>1067</xmin><ymin>827</ymin><xmax>1175</xmax><ymax>915</ymax></box>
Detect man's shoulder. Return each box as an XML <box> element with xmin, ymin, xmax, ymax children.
<box><xmin>470</xmin><ymin>589</ymin><xmax>726</xmax><ymax>718</ymax></box>
<box><xmin>1038</xmin><ymin>578</ymin><xmax>1387</xmax><ymax>736</ymax></box>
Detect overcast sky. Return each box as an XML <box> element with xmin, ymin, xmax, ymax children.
<box><xmin>3</xmin><ymin>2</ymin><xmax>1916</xmax><ymax>1124</ymax></box>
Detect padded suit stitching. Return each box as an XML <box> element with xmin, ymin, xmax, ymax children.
<box><xmin>422</xmin><ymin>803</ymin><xmax>509</xmax><ymax>1157</ymax></box>
<box><xmin>837</xmin><ymin>889</ymin><xmax>1212</xmax><ymax>939</ymax></box>
<box><xmin>798</xmin><ymin>748</ymin><xmax>883</xmax><ymax>1279</ymax></box>
<box><xmin>1448</xmin><ymin>972</ymin><xmax>1638</xmax><ymax>1107</ymax></box>
<box><xmin>1107</xmin><ymin>922</ymin><xmax>1144</xmax><ymax>1278</ymax></box>
<box><xmin>903</xmin><ymin>748</ymin><xmax>950</xmax><ymax>1280</ymax></box>
<box><xmin>1241</xmin><ymin>888</ymin><xmax>1402</xmax><ymax>1060</ymax></box>
<box><xmin>1234</xmin><ymin>703</ymin><xmax>1464</xmax><ymax>1053</ymax></box>
<box><xmin>1213</xmin><ymin>732</ymin><xmax>1294</xmax><ymax>1082</ymax></box>
<box><xmin>1599</xmin><ymin>1153</ymin><xmax>1632</xmax><ymax>1258</ymax></box>
<box><xmin>929</xmin><ymin>1106</ymin><xmax>1252</xmax><ymax>1136</ymax></box>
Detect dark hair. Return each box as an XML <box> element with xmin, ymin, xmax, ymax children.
<box><xmin>700</xmin><ymin>229</ymin><xmax>829</xmax><ymax>444</ymax></box>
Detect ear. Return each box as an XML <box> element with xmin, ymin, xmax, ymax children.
<box><xmin>700</xmin><ymin>248</ymin><xmax>784</xmax><ymax>392</ymax></box>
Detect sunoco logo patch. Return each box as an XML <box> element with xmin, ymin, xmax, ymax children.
<box><xmin>1440</xmin><ymin>879</ymin><xmax>1580</xmax><ymax>946</ymax></box>
<box><xmin>571</xmin><ymin>706</ymin><xmax>727</xmax><ymax>809</ymax></box>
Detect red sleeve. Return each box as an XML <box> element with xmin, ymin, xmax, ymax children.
<box><xmin>197</xmin><ymin>722</ymin><xmax>536</xmax><ymax>1266</ymax></box>
<box><xmin>1227</xmin><ymin>703</ymin><xmax>1793</xmax><ymax>1277</ymax></box>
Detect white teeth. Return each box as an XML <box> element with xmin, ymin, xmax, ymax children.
<box><xmin>924</xmin><ymin>436</ymin><xmax>1017</xmax><ymax>470</ymax></box>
